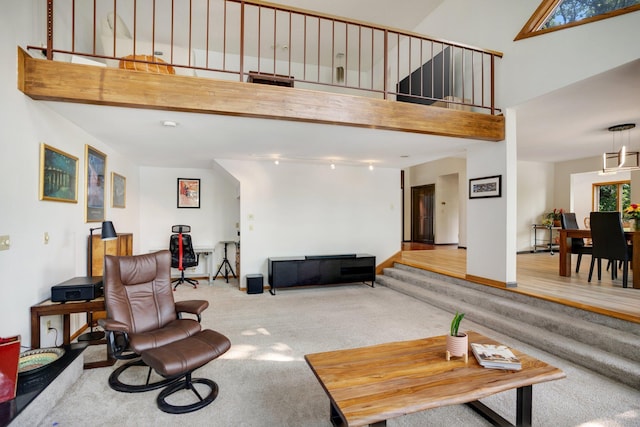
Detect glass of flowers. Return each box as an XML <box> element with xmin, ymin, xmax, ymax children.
<box><xmin>623</xmin><ymin>204</ymin><xmax>640</xmax><ymax>231</ymax></box>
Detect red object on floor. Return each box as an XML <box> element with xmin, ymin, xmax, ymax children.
<box><xmin>0</xmin><ymin>335</ymin><xmax>20</xmax><ymax>403</ymax></box>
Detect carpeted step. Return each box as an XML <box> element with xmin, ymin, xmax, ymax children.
<box><xmin>376</xmin><ymin>269</ymin><xmax>640</xmax><ymax>389</ymax></box>
<box><xmin>382</xmin><ymin>266</ymin><xmax>640</xmax><ymax>363</ymax></box>
<box><xmin>393</xmin><ymin>263</ymin><xmax>640</xmax><ymax>335</ymax></box>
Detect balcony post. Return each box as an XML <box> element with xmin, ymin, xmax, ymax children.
<box><xmin>240</xmin><ymin>0</ymin><xmax>245</xmax><ymax>82</ymax></box>
<box><xmin>47</xmin><ymin>0</ymin><xmax>54</xmax><ymax>60</ymax></box>
<box><xmin>383</xmin><ymin>29</ymin><xmax>388</xmax><ymax>100</ymax></box>
<box><xmin>490</xmin><ymin>55</ymin><xmax>495</xmax><ymax>115</ymax></box>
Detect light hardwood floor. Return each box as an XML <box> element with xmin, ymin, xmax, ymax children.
<box><xmin>396</xmin><ymin>248</ymin><xmax>640</xmax><ymax>323</ymax></box>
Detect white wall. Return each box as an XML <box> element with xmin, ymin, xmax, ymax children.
<box><xmin>138</xmin><ymin>164</ymin><xmax>240</xmax><ymax>277</ymax></box>
<box><xmin>517</xmin><ymin>161</ymin><xmax>555</xmax><ymax>252</ymax></box>
<box><xmin>436</xmin><ymin>173</ymin><xmax>460</xmax><ymax>244</ymax></box>
<box><xmin>217</xmin><ymin>160</ymin><xmax>401</xmax><ymax>286</ymax></box>
<box><xmin>0</xmin><ymin>0</ymin><xmax>140</xmax><ymax>346</ymax></box>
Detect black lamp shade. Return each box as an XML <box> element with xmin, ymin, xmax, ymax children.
<box><xmin>101</xmin><ymin>221</ymin><xmax>117</xmax><ymax>240</ymax></box>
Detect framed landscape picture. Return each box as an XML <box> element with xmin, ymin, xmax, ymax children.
<box><xmin>39</xmin><ymin>143</ymin><xmax>78</xmax><ymax>203</ymax></box>
<box><xmin>85</xmin><ymin>145</ymin><xmax>107</xmax><ymax>222</ymax></box>
<box><xmin>469</xmin><ymin>175</ymin><xmax>502</xmax><ymax>199</ymax></box>
<box><xmin>111</xmin><ymin>172</ymin><xmax>126</xmax><ymax>208</ymax></box>
<box><xmin>177</xmin><ymin>178</ymin><xmax>200</xmax><ymax>208</ymax></box>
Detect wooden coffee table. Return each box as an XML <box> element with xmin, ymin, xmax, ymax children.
<box><xmin>305</xmin><ymin>331</ymin><xmax>565</xmax><ymax>427</ymax></box>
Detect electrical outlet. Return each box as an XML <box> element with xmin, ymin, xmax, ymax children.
<box><xmin>46</xmin><ymin>320</ymin><xmax>52</xmax><ymax>333</ymax></box>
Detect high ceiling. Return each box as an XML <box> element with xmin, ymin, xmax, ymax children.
<box><xmin>41</xmin><ymin>0</ymin><xmax>640</xmax><ymax>170</ymax></box>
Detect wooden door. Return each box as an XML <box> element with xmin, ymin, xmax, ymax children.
<box><xmin>411</xmin><ymin>185</ymin><xmax>435</xmax><ymax>243</ymax></box>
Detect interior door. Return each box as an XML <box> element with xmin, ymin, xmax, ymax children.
<box><xmin>411</xmin><ymin>184</ymin><xmax>435</xmax><ymax>243</ymax></box>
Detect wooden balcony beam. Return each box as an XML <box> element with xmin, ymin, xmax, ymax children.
<box><xmin>18</xmin><ymin>48</ymin><xmax>504</xmax><ymax>142</ymax></box>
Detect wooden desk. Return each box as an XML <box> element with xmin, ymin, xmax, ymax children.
<box><xmin>305</xmin><ymin>331</ymin><xmax>565</xmax><ymax>427</ymax></box>
<box><xmin>558</xmin><ymin>229</ymin><xmax>640</xmax><ymax>289</ymax></box>
<box><xmin>30</xmin><ymin>298</ymin><xmax>115</xmax><ymax>369</ymax></box>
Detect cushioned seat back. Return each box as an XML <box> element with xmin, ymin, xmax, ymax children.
<box><xmin>170</xmin><ymin>233</ymin><xmax>198</xmax><ymax>268</ymax></box>
<box><xmin>589</xmin><ymin>212</ymin><xmax>629</xmax><ymax>261</ymax></box>
<box><xmin>104</xmin><ymin>250</ymin><xmax>177</xmax><ymax>334</ymax></box>
<box><xmin>561</xmin><ymin>212</ymin><xmax>585</xmax><ymax>251</ymax></box>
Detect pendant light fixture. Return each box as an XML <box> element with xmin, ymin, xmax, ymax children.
<box><xmin>602</xmin><ymin>123</ymin><xmax>638</xmax><ymax>173</ymax></box>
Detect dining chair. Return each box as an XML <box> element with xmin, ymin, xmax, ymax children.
<box><xmin>560</xmin><ymin>212</ymin><xmax>592</xmax><ymax>273</ymax></box>
<box><xmin>588</xmin><ymin>212</ymin><xmax>632</xmax><ymax>288</ymax></box>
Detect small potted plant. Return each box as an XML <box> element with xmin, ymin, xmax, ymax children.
<box><xmin>445</xmin><ymin>311</ymin><xmax>468</xmax><ymax>362</ymax></box>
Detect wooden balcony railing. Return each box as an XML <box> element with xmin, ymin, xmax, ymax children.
<box><xmin>35</xmin><ymin>0</ymin><xmax>502</xmax><ymax>114</ymax></box>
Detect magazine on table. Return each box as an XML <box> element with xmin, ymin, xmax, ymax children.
<box><xmin>471</xmin><ymin>342</ymin><xmax>522</xmax><ymax>370</ymax></box>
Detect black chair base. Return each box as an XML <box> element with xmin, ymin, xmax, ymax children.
<box><xmin>109</xmin><ymin>359</ymin><xmax>180</xmax><ymax>393</ymax></box>
<box><xmin>172</xmin><ymin>271</ymin><xmax>198</xmax><ymax>290</ymax></box>
<box><xmin>157</xmin><ymin>373</ymin><xmax>218</xmax><ymax>414</ymax></box>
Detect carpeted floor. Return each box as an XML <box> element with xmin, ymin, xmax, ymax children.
<box><xmin>37</xmin><ymin>280</ymin><xmax>640</xmax><ymax>427</ymax></box>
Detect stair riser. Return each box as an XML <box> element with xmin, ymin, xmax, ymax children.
<box><xmin>377</xmin><ymin>275</ymin><xmax>640</xmax><ymax>389</ymax></box>
<box><xmin>382</xmin><ymin>268</ymin><xmax>640</xmax><ymax>361</ymax></box>
<box><xmin>387</xmin><ymin>264</ymin><xmax>640</xmax><ymax>336</ymax></box>
<box><xmin>393</xmin><ymin>263</ymin><xmax>640</xmax><ymax>334</ymax></box>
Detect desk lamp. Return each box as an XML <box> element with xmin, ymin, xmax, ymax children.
<box><xmin>80</xmin><ymin>220</ymin><xmax>117</xmax><ymax>342</ymax></box>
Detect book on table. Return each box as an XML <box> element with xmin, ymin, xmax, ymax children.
<box><xmin>471</xmin><ymin>342</ymin><xmax>522</xmax><ymax>370</ymax></box>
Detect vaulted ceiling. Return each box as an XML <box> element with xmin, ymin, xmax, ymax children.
<box><xmin>40</xmin><ymin>1</ymin><xmax>640</xmax><ymax>169</ymax></box>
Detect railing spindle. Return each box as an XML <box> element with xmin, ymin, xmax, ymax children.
<box><xmin>40</xmin><ymin>0</ymin><xmax>501</xmax><ymax>114</ymax></box>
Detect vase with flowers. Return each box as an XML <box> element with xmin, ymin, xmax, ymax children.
<box><xmin>623</xmin><ymin>204</ymin><xmax>640</xmax><ymax>231</ymax></box>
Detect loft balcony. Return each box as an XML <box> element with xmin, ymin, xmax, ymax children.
<box><xmin>18</xmin><ymin>0</ymin><xmax>504</xmax><ymax>142</ymax></box>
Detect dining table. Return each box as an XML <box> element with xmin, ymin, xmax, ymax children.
<box><xmin>558</xmin><ymin>228</ymin><xmax>640</xmax><ymax>289</ymax></box>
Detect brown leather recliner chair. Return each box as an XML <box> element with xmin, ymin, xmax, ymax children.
<box><xmin>98</xmin><ymin>250</ymin><xmax>231</xmax><ymax>414</ymax></box>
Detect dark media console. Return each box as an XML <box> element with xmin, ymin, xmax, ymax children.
<box><xmin>267</xmin><ymin>254</ymin><xmax>376</xmax><ymax>295</ymax></box>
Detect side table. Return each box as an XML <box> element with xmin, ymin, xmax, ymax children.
<box><xmin>30</xmin><ymin>298</ymin><xmax>115</xmax><ymax>369</ymax></box>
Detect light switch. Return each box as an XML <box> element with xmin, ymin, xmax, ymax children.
<box><xmin>0</xmin><ymin>235</ymin><xmax>10</xmax><ymax>251</ymax></box>
<box><xmin>44</xmin><ymin>232</ymin><xmax>50</xmax><ymax>244</ymax></box>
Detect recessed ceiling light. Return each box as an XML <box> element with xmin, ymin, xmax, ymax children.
<box><xmin>400</xmin><ymin>155</ymin><xmax>409</xmax><ymax>158</ymax></box>
<box><xmin>162</xmin><ymin>120</ymin><xmax>178</xmax><ymax>127</ymax></box>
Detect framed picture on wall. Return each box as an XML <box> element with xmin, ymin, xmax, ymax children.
<box><xmin>85</xmin><ymin>145</ymin><xmax>107</xmax><ymax>222</ymax></box>
<box><xmin>177</xmin><ymin>178</ymin><xmax>200</xmax><ymax>208</ymax></box>
<box><xmin>111</xmin><ymin>172</ymin><xmax>126</xmax><ymax>208</ymax></box>
<box><xmin>39</xmin><ymin>143</ymin><xmax>78</xmax><ymax>203</ymax></box>
<box><xmin>469</xmin><ymin>175</ymin><xmax>502</xmax><ymax>199</ymax></box>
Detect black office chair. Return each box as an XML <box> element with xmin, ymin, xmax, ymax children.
<box><xmin>588</xmin><ymin>212</ymin><xmax>632</xmax><ymax>288</ymax></box>
<box><xmin>560</xmin><ymin>212</ymin><xmax>592</xmax><ymax>273</ymax></box>
<box><xmin>169</xmin><ymin>225</ymin><xmax>199</xmax><ymax>289</ymax></box>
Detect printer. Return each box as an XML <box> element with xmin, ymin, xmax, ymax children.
<box><xmin>51</xmin><ymin>276</ymin><xmax>103</xmax><ymax>303</ymax></box>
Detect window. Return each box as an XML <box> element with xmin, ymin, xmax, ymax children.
<box><xmin>593</xmin><ymin>180</ymin><xmax>630</xmax><ymax>212</ymax></box>
<box><xmin>515</xmin><ymin>0</ymin><xmax>640</xmax><ymax>40</ymax></box>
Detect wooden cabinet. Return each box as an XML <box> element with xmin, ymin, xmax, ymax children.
<box><xmin>88</xmin><ymin>233</ymin><xmax>133</xmax><ymax>276</ymax></box>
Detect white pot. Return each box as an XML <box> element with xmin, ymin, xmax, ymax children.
<box><xmin>446</xmin><ymin>333</ymin><xmax>468</xmax><ymax>357</ymax></box>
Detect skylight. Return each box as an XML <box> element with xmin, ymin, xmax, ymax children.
<box><xmin>515</xmin><ymin>0</ymin><xmax>640</xmax><ymax>40</ymax></box>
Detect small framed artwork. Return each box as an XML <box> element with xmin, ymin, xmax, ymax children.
<box><xmin>85</xmin><ymin>144</ymin><xmax>107</xmax><ymax>222</ymax></box>
<box><xmin>469</xmin><ymin>175</ymin><xmax>502</xmax><ymax>199</ymax></box>
<box><xmin>39</xmin><ymin>143</ymin><xmax>79</xmax><ymax>203</ymax></box>
<box><xmin>177</xmin><ymin>178</ymin><xmax>200</xmax><ymax>208</ymax></box>
<box><xmin>111</xmin><ymin>172</ymin><xmax>126</xmax><ymax>208</ymax></box>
